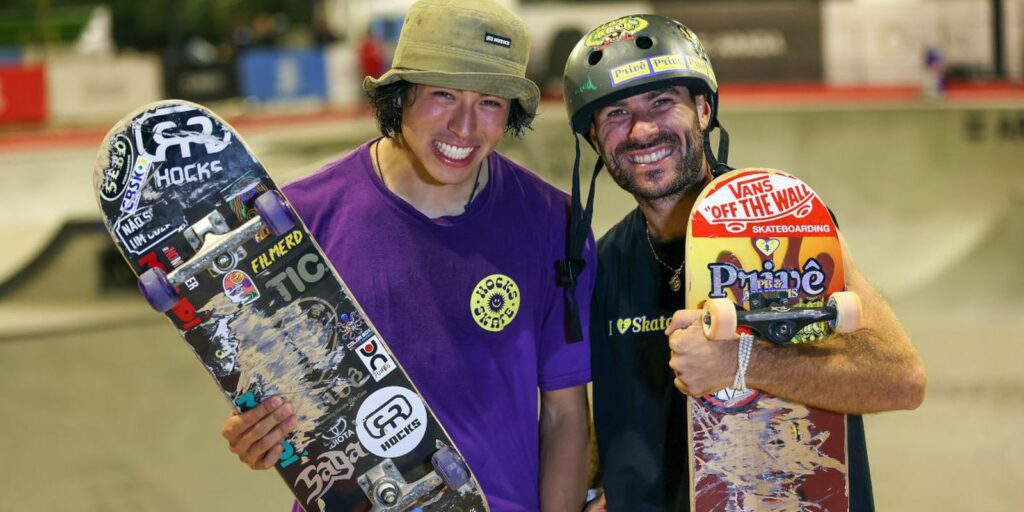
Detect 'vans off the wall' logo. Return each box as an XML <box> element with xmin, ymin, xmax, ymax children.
<box><xmin>134</xmin><ymin>105</ymin><xmax>231</xmax><ymax>163</ymax></box>
<box><xmin>697</xmin><ymin>172</ymin><xmax>816</xmax><ymax>233</ymax></box>
<box><xmin>355</xmin><ymin>386</ymin><xmax>427</xmax><ymax>458</ymax></box>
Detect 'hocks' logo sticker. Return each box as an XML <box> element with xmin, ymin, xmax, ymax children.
<box><xmin>355</xmin><ymin>386</ymin><xmax>428</xmax><ymax>458</ymax></box>
<box><xmin>470</xmin><ymin>274</ymin><xmax>521</xmax><ymax>332</ymax></box>
<box><xmin>134</xmin><ymin>105</ymin><xmax>230</xmax><ymax>163</ymax></box>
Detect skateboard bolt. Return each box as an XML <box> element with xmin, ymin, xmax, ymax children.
<box><xmin>375</xmin><ymin>481</ymin><xmax>400</xmax><ymax>505</ymax></box>
<box><xmin>216</xmin><ymin>253</ymin><xmax>233</xmax><ymax>268</ymax></box>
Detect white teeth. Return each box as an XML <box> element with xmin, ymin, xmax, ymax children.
<box><xmin>629</xmin><ymin>148</ymin><xmax>672</xmax><ymax>164</ymax></box>
<box><xmin>434</xmin><ymin>141</ymin><xmax>474</xmax><ymax>161</ymax></box>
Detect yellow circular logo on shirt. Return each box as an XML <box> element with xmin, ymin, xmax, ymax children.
<box><xmin>470</xmin><ymin>274</ymin><xmax>521</xmax><ymax>332</ymax></box>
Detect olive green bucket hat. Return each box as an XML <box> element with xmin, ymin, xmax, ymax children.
<box><xmin>362</xmin><ymin>0</ymin><xmax>540</xmax><ymax>116</ymax></box>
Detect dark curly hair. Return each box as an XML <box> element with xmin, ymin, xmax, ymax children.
<box><xmin>366</xmin><ymin>80</ymin><xmax>535</xmax><ymax>139</ymax></box>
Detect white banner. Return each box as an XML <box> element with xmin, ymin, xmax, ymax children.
<box><xmin>45</xmin><ymin>53</ymin><xmax>162</xmax><ymax>124</ymax></box>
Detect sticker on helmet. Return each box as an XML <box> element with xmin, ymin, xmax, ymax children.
<box><xmin>650</xmin><ymin>55</ymin><xmax>686</xmax><ymax>74</ymax></box>
<box><xmin>609</xmin><ymin>59</ymin><xmax>652</xmax><ymax>86</ymax></box>
<box><xmin>609</xmin><ymin>54</ymin><xmax>717</xmax><ymax>88</ymax></box>
<box><xmin>584</xmin><ymin>16</ymin><xmax>648</xmax><ymax>49</ymax></box>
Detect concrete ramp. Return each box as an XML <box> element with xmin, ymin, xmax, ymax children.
<box><xmin>0</xmin><ymin>218</ymin><xmax>111</xmax><ymax>301</ymax></box>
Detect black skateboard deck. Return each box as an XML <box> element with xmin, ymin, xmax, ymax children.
<box><xmin>93</xmin><ymin>100</ymin><xmax>489</xmax><ymax>512</ymax></box>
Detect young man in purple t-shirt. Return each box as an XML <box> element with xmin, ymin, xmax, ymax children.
<box><xmin>219</xmin><ymin>1</ymin><xmax>594</xmax><ymax>510</ymax></box>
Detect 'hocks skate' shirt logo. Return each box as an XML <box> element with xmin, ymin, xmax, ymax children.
<box><xmin>355</xmin><ymin>386</ymin><xmax>428</xmax><ymax>458</ymax></box>
<box><xmin>470</xmin><ymin>274</ymin><xmax>521</xmax><ymax>332</ymax></box>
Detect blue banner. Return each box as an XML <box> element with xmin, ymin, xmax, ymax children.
<box><xmin>238</xmin><ymin>48</ymin><xmax>327</xmax><ymax>102</ymax></box>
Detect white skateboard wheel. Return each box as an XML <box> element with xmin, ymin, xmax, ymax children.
<box><xmin>702</xmin><ymin>298</ymin><xmax>738</xmax><ymax>341</ymax></box>
<box><xmin>828</xmin><ymin>291</ymin><xmax>862</xmax><ymax>333</ymax></box>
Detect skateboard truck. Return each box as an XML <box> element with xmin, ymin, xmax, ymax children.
<box><xmin>702</xmin><ymin>291</ymin><xmax>862</xmax><ymax>345</ymax></box>
<box><xmin>357</xmin><ymin>447</ymin><xmax>470</xmax><ymax>511</ymax></box>
<box><xmin>138</xmin><ymin>191</ymin><xmax>295</xmax><ymax>312</ymax></box>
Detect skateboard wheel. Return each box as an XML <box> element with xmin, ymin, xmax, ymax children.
<box><xmin>432</xmin><ymin>447</ymin><xmax>470</xmax><ymax>491</ymax></box>
<box><xmin>138</xmin><ymin>267</ymin><xmax>179</xmax><ymax>312</ymax></box>
<box><xmin>702</xmin><ymin>298</ymin><xmax>737</xmax><ymax>341</ymax></box>
<box><xmin>828</xmin><ymin>291</ymin><xmax>862</xmax><ymax>333</ymax></box>
<box><xmin>255</xmin><ymin>191</ymin><xmax>295</xmax><ymax>236</ymax></box>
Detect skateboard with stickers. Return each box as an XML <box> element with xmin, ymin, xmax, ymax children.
<box><xmin>93</xmin><ymin>100</ymin><xmax>489</xmax><ymax>512</ymax></box>
<box><xmin>683</xmin><ymin>168</ymin><xmax>862</xmax><ymax>511</ymax></box>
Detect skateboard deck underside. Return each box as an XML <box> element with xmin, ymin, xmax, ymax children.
<box><xmin>93</xmin><ymin>101</ymin><xmax>488</xmax><ymax>511</ymax></box>
<box><xmin>685</xmin><ymin>169</ymin><xmax>849</xmax><ymax>512</ymax></box>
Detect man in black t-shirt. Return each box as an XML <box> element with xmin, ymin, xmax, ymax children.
<box><xmin>560</xmin><ymin>15</ymin><xmax>928</xmax><ymax>511</ymax></box>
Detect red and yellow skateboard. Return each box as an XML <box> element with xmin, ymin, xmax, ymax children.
<box><xmin>684</xmin><ymin>168</ymin><xmax>861</xmax><ymax>511</ymax></box>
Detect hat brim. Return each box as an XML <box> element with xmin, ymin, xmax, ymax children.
<box><xmin>363</xmin><ymin>69</ymin><xmax>539</xmax><ymax>116</ymax></box>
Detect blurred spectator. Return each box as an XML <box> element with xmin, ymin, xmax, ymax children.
<box><xmin>359</xmin><ymin>28</ymin><xmax>385</xmax><ymax>80</ymax></box>
<box><xmin>923</xmin><ymin>47</ymin><xmax>946</xmax><ymax>99</ymax></box>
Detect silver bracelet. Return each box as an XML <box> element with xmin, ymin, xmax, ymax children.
<box><xmin>733</xmin><ymin>333</ymin><xmax>754</xmax><ymax>391</ymax></box>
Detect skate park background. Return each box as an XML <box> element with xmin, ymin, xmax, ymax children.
<box><xmin>1</xmin><ymin>0</ymin><xmax>1023</xmax><ymax>510</ymax></box>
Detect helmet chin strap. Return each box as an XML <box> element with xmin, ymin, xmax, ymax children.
<box><xmin>558</xmin><ymin>134</ymin><xmax>603</xmax><ymax>343</ymax></box>
<box><xmin>704</xmin><ymin>121</ymin><xmax>732</xmax><ymax>177</ymax></box>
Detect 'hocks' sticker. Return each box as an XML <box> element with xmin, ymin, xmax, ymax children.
<box><xmin>355</xmin><ymin>386</ymin><xmax>428</xmax><ymax>458</ymax></box>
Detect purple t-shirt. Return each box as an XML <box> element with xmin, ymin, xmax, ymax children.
<box><xmin>283</xmin><ymin>139</ymin><xmax>594</xmax><ymax>511</ymax></box>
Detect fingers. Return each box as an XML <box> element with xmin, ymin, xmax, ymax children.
<box><xmin>221</xmin><ymin>395</ymin><xmax>283</xmax><ymax>441</ymax></box>
<box><xmin>240</xmin><ymin>408</ymin><xmax>299</xmax><ymax>469</ymax></box>
<box><xmin>257</xmin><ymin>442</ymin><xmax>286</xmax><ymax>470</ymax></box>
<box><xmin>673</xmin><ymin>376</ymin><xmax>690</xmax><ymax>396</ymax></box>
<box><xmin>665</xmin><ymin>309</ymin><xmax>702</xmax><ymax>335</ymax></box>
<box><xmin>221</xmin><ymin>396</ymin><xmax>299</xmax><ymax>470</ymax></box>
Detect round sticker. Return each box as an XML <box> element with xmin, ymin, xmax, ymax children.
<box><xmin>355</xmin><ymin>386</ymin><xmax>428</xmax><ymax>458</ymax></box>
<box><xmin>470</xmin><ymin>274</ymin><xmax>521</xmax><ymax>332</ymax></box>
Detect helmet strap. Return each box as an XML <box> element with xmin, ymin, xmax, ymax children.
<box><xmin>704</xmin><ymin>122</ymin><xmax>732</xmax><ymax>177</ymax></box>
<box><xmin>558</xmin><ymin>134</ymin><xmax>603</xmax><ymax>342</ymax></box>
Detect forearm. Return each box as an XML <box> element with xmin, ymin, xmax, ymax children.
<box><xmin>746</xmin><ymin>272</ymin><xmax>926</xmax><ymax>414</ymax></box>
<box><xmin>539</xmin><ymin>387</ymin><xmax>588</xmax><ymax>512</ymax></box>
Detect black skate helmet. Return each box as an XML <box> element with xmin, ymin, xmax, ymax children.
<box><xmin>563</xmin><ymin>14</ymin><xmax>722</xmax><ymax>148</ymax></box>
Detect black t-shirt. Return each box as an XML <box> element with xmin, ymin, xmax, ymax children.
<box><xmin>590</xmin><ymin>208</ymin><xmax>875</xmax><ymax>511</ymax></box>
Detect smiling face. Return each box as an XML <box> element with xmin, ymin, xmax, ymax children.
<box><xmin>399</xmin><ymin>85</ymin><xmax>511</xmax><ymax>187</ymax></box>
<box><xmin>591</xmin><ymin>85</ymin><xmax>711</xmax><ymax>201</ymax></box>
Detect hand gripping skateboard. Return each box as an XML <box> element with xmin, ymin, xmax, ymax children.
<box><xmin>93</xmin><ymin>100</ymin><xmax>489</xmax><ymax>512</ymax></box>
<box><xmin>684</xmin><ymin>168</ymin><xmax>862</xmax><ymax>511</ymax></box>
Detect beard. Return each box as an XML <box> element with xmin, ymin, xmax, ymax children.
<box><xmin>602</xmin><ymin>116</ymin><xmax>706</xmax><ymax>201</ymax></box>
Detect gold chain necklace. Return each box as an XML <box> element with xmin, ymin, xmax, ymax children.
<box><xmin>644</xmin><ymin>221</ymin><xmax>684</xmax><ymax>292</ymax></box>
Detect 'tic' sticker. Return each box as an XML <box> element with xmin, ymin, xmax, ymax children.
<box><xmin>355</xmin><ymin>386</ymin><xmax>428</xmax><ymax>458</ymax></box>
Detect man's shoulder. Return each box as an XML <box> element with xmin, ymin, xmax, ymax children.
<box><xmin>492</xmin><ymin>151</ymin><xmax>570</xmax><ymax>211</ymax></box>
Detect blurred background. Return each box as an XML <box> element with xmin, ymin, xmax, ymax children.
<box><xmin>0</xmin><ymin>0</ymin><xmax>1022</xmax><ymax>510</ymax></box>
